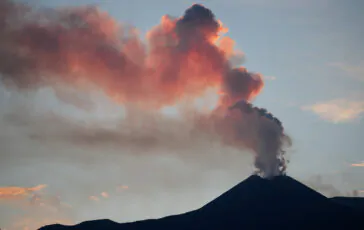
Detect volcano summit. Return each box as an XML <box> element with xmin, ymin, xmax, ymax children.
<box><xmin>39</xmin><ymin>175</ymin><xmax>364</xmax><ymax>230</ymax></box>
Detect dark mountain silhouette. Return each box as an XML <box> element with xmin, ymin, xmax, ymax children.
<box><xmin>39</xmin><ymin>175</ymin><xmax>364</xmax><ymax>230</ymax></box>
<box><xmin>331</xmin><ymin>197</ymin><xmax>364</xmax><ymax>211</ymax></box>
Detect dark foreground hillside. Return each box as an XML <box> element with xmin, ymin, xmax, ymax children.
<box><xmin>39</xmin><ymin>175</ymin><xmax>364</xmax><ymax>230</ymax></box>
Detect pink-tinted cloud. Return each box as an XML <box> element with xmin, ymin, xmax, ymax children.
<box><xmin>302</xmin><ymin>99</ymin><xmax>364</xmax><ymax>123</ymax></box>
<box><xmin>101</xmin><ymin>192</ymin><xmax>109</xmax><ymax>198</ymax></box>
<box><xmin>351</xmin><ymin>162</ymin><xmax>364</xmax><ymax>167</ymax></box>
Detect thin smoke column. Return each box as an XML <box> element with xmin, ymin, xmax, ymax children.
<box><xmin>226</xmin><ymin>100</ymin><xmax>291</xmax><ymax>178</ymax></box>
<box><xmin>0</xmin><ymin>1</ymin><xmax>291</xmax><ymax>178</ymax></box>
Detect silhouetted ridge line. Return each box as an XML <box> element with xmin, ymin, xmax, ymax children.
<box><xmin>331</xmin><ymin>197</ymin><xmax>364</xmax><ymax>212</ymax></box>
<box><xmin>200</xmin><ymin>175</ymin><xmax>270</xmax><ymax>212</ymax></box>
<box><xmin>39</xmin><ymin>175</ymin><xmax>364</xmax><ymax>230</ymax></box>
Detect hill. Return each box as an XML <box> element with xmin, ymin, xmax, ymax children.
<box><xmin>39</xmin><ymin>175</ymin><xmax>364</xmax><ymax>230</ymax></box>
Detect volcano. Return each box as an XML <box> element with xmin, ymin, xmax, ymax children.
<box><xmin>39</xmin><ymin>175</ymin><xmax>363</xmax><ymax>230</ymax></box>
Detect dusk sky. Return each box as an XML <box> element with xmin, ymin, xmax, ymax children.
<box><xmin>0</xmin><ymin>0</ymin><xmax>363</xmax><ymax>229</ymax></box>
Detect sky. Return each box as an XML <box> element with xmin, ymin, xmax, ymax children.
<box><xmin>0</xmin><ymin>0</ymin><xmax>363</xmax><ymax>229</ymax></box>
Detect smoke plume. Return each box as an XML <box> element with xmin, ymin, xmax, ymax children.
<box><xmin>0</xmin><ymin>1</ymin><xmax>290</xmax><ymax>178</ymax></box>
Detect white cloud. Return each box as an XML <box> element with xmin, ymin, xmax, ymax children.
<box><xmin>302</xmin><ymin>99</ymin><xmax>364</xmax><ymax>123</ymax></box>
<box><xmin>263</xmin><ymin>75</ymin><xmax>276</xmax><ymax>81</ymax></box>
<box><xmin>329</xmin><ymin>61</ymin><xmax>364</xmax><ymax>82</ymax></box>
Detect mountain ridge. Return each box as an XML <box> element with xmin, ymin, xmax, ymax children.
<box><xmin>39</xmin><ymin>175</ymin><xmax>364</xmax><ymax>230</ymax></box>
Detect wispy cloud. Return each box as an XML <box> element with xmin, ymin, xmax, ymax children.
<box><xmin>0</xmin><ymin>185</ymin><xmax>47</xmax><ymax>200</ymax></box>
<box><xmin>221</xmin><ymin>0</ymin><xmax>329</xmax><ymax>8</ymax></box>
<box><xmin>329</xmin><ymin>61</ymin><xmax>364</xmax><ymax>82</ymax></box>
<box><xmin>301</xmin><ymin>99</ymin><xmax>364</xmax><ymax>123</ymax></box>
<box><xmin>351</xmin><ymin>162</ymin><xmax>364</xmax><ymax>167</ymax></box>
<box><xmin>263</xmin><ymin>76</ymin><xmax>276</xmax><ymax>81</ymax></box>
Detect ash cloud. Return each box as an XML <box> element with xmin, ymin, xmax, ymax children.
<box><xmin>0</xmin><ymin>1</ymin><xmax>289</xmax><ymax>179</ymax></box>
<box><xmin>0</xmin><ymin>2</ymin><xmax>262</xmax><ymax>108</ymax></box>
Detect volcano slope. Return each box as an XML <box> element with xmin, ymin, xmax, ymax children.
<box><xmin>39</xmin><ymin>175</ymin><xmax>364</xmax><ymax>230</ymax></box>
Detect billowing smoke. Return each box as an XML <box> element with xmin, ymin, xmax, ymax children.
<box><xmin>0</xmin><ymin>1</ymin><xmax>290</xmax><ymax>178</ymax></box>
<box><xmin>227</xmin><ymin>100</ymin><xmax>290</xmax><ymax>177</ymax></box>
<box><xmin>0</xmin><ymin>1</ymin><xmax>261</xmax><ymax>106</ymax></box>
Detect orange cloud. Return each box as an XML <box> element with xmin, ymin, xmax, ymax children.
<box><xmin>351</xmin><ymin>162</ymin><xmax>364</xmax><ymax>167</ymax></box>
<box><xmin>116</xmin><ymin>185</ymin><xmax>129</xmax><ymax>192</ymax></box>
<box><xmin>0</xmin><ymin>185</ymin><xmax>47</xmax><ymax>200</ymax></box>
